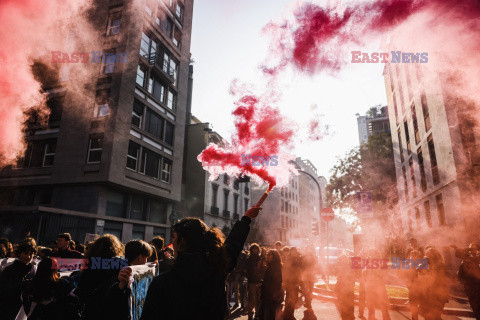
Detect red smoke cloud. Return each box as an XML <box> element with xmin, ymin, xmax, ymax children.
<box><xmin>263</xmin><ymin>0</ymin><xmax>480</xmax><ymax>76</ymax></box>
<box><xmin>198</xmin><ymin>82</ymin><xmax>297</xmax><ymax>192</ymax></box>
<box><xmin>0</xmin><ymin>0</ymin><xmax>86</xmax><ymax>166</ymax></box>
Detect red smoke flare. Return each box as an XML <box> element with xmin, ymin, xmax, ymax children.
<box><xmin>197</xmin><ymin>83</ymin><xmax>296</xmax><ymax>192</ymax></box>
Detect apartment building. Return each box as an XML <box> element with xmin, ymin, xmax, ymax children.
<box><xmin>0</xmin><ymin>0</ymin><xmax>194</xmax><ymax>244</ymax></box>
<box><xmin>356</xmin><ymin>106</ymin><xmax>391</xmax><ymax>145</ymax></box>
<box><xmin>181</xmin><ymin>116</ymin><xmax>251</xmax><ymax>234</ymax></box>
<box><xmin>384</xmin><ymin>60</ymin><xmax>480</xmax><ymax>260</ymax></box>
<box><xmin>252</xmin><ymin>170</ymin><xmax>301</xmax><ymax>245</ymax></box>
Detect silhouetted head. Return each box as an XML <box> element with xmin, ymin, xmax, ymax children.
<box><xmin>173</xmin><ymin>217</ymin><xmax>224</xmax><ymax>255</ymax></box>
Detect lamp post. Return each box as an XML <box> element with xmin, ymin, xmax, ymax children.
<box><xmin>169</xmin><ymin>211</ymin><xmax>177</xmax><ymax>241</ymax></box>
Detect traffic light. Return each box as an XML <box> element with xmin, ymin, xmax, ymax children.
<box><xmin>312</xmin><ymin>219</ymin><xmax>319</xmax><ymax>235</ymax></box>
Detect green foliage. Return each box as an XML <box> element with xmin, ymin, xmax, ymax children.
<box><xmin>326</xmin><ymin>132</ymin><xmax>397</xmax><ymax>210</ymax></box>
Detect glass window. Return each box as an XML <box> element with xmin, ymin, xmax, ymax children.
<box><xmin>153</xmin><ymin>78</ymin><xmax>165</xmax><ymax>102</ymax></box>
<box><xmin>132</xmin><ymin>100</ymin><xmax>144</xmax><ymax>127</ymax></box>
<box><xmin>233</xmin><ymin>194</ymin><xmax>238</xmax><ymax>214</ymax></box>
<box><xmin>145</xmin><ymin>109</ymin><xmax>165</xmax><ymax>140</ymax></box>
<box><xmin>427</xmin><ymin>134</ymin><xmax>439</xmax><ymax>184</ymax></box>
<box><xmin>424</xmin><ymin>201</ymin><xmax>432</xmax><ymax>227</ymax></box>
<box><xmin>87</xmin><ymin>137</ymin><xmax>103</xmax><ymax>163</ymax></box>
<box><xmin>161</xmin><ymin>158</ymin><xmax>172</xmax><ymax>183</ymax></box>
<box><xmin>140</xmin><ymin>33</ymin><xmax>150</xmax><ymax>58</ymax></box>
<box><xmin>150</xmin><ymin>200</ymin><xmax>167</xmax><ymax>224</ymax></box>
<box><xmin>101</xmin><ymin>53</ymin><xmax>116</xmax><ymax>74</ymax></box>
<box><xmin>136</xmin><ymin>65</ymin><xmax>146</xmax><ymax>87</ymax></box>
<box><xmin>212</xmin><ymin>185</ymin><xmax>218</xmax><ymax>207</ymax></box>
<box><xmin>103</xmin><ymin>221</ymin><xmax>123</xmax><ymax>239</ymax></box>
<box><xmin>435</xmin><ymin>194</ymin><xmax>446</xmax><ymax>226</ymax></box>
<box><xmin>173</xmin><ymin>29</ymin><xmax>181</xmax><ymax>48</ymax></box>
<box><xmin>94</xmin><ymin>104</ymin><xmax>109</xmax><ymax>117</ymax></box>
<box><xmin>132</xmin><ymin>224</ymin><xmax>145</xmax><ymax>240</ymax></box>
<box><xmin>141</xmin><ymin>148</ymin><xmax>160</xmax><ymax>179</ymax></box>
<box><xmin>107</xmin><ymin>13</ymin><xmax>121</xmax><ymax>35</ymax></box>
<box><xmin>131</xmin><ymin>196</ymin><xmax>146</xmax><ymax>220</ymax></box>
<box><xmin>175</xmin><ymin>3</ymin><xmax>183</xmax><ymax>20</ymax></box>
<box><xmin>127</xmin><ymin>141</ymin><xmax>140</xmax><ymax>170</ymax></box>
<box><xmin>421</xmin><ymin>92</ymin><xmax>431</xmax><ymax>132</ymax></box>
<box><xmin>167</xmin><ymin>90</ymin><xmax>175</xmax><ymax>110</ymax></box>
<box><xmin>223</xmin><ymin>189</ymin><xmax>229</xmax><ymax>212</ymax></box>
<box><xmin>157</xmin><ymin>12</ymin><xmax>173</xmax><ymax>37</ymax></box>
<box><xmin>106</xmin><ymin>191</ymin><xmax>125</xmax><ymax>217</ymax></box>
<box><xmin>165</xmin><ymin>121</ymin><xmax>174</xmax><ymax>145</ymax></box>
<box><xmin>42</xmin><ymin>140</ymin><xmax>56</xmax><ymax>167</ymax></box>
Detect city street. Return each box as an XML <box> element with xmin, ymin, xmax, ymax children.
<box><xmin>233</xmin><ymin>299</ymin><xmax>476</xmax><ymax>320</ymax></box>
<box><xmin>1</xmin><ymin>0</ymin><xmax>480</xmax><ymax>320</ymax></box>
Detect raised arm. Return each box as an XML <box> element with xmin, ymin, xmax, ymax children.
<box><xmin>223</xmin><ymin>206</ymin><xmax>261</xmax><ymax>273</ymax></box>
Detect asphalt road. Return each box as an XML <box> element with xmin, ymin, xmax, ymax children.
<box><xmin>232</xmin><ymin>297</ymin><xmax>476</xmax><ymax>320</ymax></box>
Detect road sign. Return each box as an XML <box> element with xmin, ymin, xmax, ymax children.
<box><xmin>356</xmin><ymin>191</ymin><xmax>373</xmax><ymax>218</ymax></box>
<box><xmin>320</xmin><ymin>207</ymin><xmax>335</xmax><ymax>222</ymax></box>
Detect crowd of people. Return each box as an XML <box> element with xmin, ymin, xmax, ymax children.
<box><xmin>0</xmin><ymin>208</ymin><xmax>479</xmax><ymax>320</ymax></box>
<box><xmin>334</xmin><ymin>238</ymin><xmax>480</xmax><ymax>320</ymax></box>
<box><xmin>225</xmin><ymin>242</ymin><xmax>319</xmax><ymax>320</ymax></box>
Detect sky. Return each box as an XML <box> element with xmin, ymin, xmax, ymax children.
<box><xmin>190</xmin><ymin>0</ymin><xmax>388</xmax><ymax>180</ymax></box>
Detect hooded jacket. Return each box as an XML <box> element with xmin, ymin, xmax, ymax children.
<box><xmin>140</xmin><ymin>216</ymin><xmax>251</xmax><ymax>320</ymax></box>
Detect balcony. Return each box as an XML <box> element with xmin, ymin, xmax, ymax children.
<box><xmin>223</xmin><ymin>210</ymin><xmax>230</xmax><ymax>218</ymax></box>
<box><xmin>233</xmin><ymin>213</ymin><xmax>240</xmax><ymax>220</ymax></box>
<box><xmin>211</xmin><ymin>206</ymin><xmax>219</xmax><ymax>215</ymax></box>
<box><xmin>144</xmin><ymin>53</ymin><xmax>178</xmax><ymax>85</ymax></box>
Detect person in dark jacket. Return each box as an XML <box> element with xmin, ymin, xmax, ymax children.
<box><xmin>283</xmin><ymin>247</ymin><xmax>302</xmax><ymax>320</ymax></box>
<box><xmin>246</xmin><ymin>243</ymin><xmax>265</xmax><ymax>320</ymax></box>
<box><xmin>140</xmin><ymin>206</ymin><xmax>261</xmax><ymax>320</ymax></box>
<box><xmin>75</xmin><ymin>234</ymin><xmax>130</xmax><ymax>320</ymax></box>
<box><xmin>334</xmin><ymin>255</ymin><xmax>355</xmax><ymax>320</ymax></box>
<box><xmin>0</xmin><ymin>237</ymin><xmax>37</xmax><ymax>320</ymax></box>
<box><xmin>21</xmin><ymin>257</ymin><xmax>77</xmax><ymax>320</ymax></box>
<box><xmin>258</xmin><ymin>249</ymin><xmax>283</xmax><ymax>320</ymax></box>
<box><xmin>454</xmin><ymin>243</ymin><xmax>480</xmax><ymax>320</ymax></box>
<box><xmin>51</xmin><ymin>233</ymin><xmax>84</xmax><ymax>259</ymax></box>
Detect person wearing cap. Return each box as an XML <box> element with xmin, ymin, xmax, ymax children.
<box><xmin>51</xmin><ymin>233</ymin><xmax>84</xmax><ymax>259</ymax></box>
<box><xmin>0</xmin><ymin>237</ymin><xmax>37</xmax><ymax>320</ymax></box>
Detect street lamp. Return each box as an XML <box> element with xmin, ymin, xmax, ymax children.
<box><xmin>169</xmin><ymin>211</ymin><xmax>177</xmax><ymax>241</ymax></box>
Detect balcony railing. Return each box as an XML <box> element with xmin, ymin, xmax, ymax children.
<box><xmin>144</xmin><ymin>52</ymin><xmax>178</xmax><ymax>85</ymax></box>
<box><xmin>233</xmin><ymin>213</ymin><xmax>239</xmax><ymax>220</ymax></box>
<box><xmin>223</xmin><ymin>210</ymin><xmax>230</xmax><ymax>218</ymax></box>
<box><xmin>211</xmin><ymin>206</ymin><xmax>219</xmax><ymax>215</ymax></box>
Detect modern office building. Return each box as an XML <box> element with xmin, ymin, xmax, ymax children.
<box><xmin>356</xmin><ymin>106</ymin><xmax>391</xmax><ymax>145</ymax></box>
<box><xmin>383</xmin><ymin>59</ymin><xmax>480</xmax><ymax>264</ymax></box>
<box><xmin>181</xmin><ymin>116</ymin><xmax>251</xmax><ymax>235</ymax></box>
<box><xmin>0</xmin><ymin>0</ymin><xmax>194</xmax><ymax>244</ymax></box>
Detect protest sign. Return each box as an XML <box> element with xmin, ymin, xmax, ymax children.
<box><xmin>129</xmin><ymin>263</ymin><xmax>158</xmax><ymax>320</ymax></box>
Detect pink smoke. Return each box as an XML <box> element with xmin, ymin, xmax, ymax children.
<box><xmin>0</xmin><ymin>0</ymin><xmax>91</xmax><ymax>167</ymax></box>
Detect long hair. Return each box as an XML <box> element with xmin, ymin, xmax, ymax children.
<box><xmin>173</xmin><ymin>218</ymin><xmax>225</xmax><ymax>269</ymax></box>
<box><xmin>85</xmin><ymin>234</ymin><xmax>124</xmax><ymax>261</ymax></box>
<box><xmin>28</xmin><ymin>257</ymin><xmax>59</xmax><ymax>298</ymax></box>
